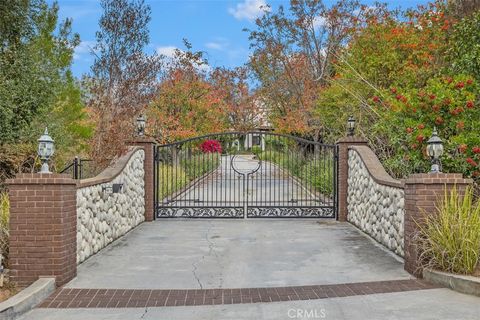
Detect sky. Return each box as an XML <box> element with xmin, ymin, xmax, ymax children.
<box><xmin>50</xmin><ymin>0</ymin><xmax>430</xmax><ymax>78</ymax></box>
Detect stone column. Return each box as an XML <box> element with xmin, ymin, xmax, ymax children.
<box><xmin>403</xmin><ymin>173</ymin><xmax>472</xmax><ymax>277</ymax></box>
<box><xmin>6</xmin><ymin>174</ymin><xmax>77</xmax><ymax>287</ymax></box>
<box><xmin>129</xmin><ymin>138</ymin><xmax>156</xmax><ymax>222</ymax></box>
<box><xmin>336</xmin><ymin>137</ymin><xmax>368</xmax><ymax>221</ymax></box>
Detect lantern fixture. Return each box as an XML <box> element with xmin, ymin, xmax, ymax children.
<box><xmin>136</xmin><ymin>114</ymin><xmax>146</xmax><ymax>137</ymax></box>
<box><xmin>426</xmin><ymin>127</ymin><xmax>444</xmax><ymax>173</ymax></box>
<box><xmin>347</xmin><ymin>116</ymin><xmax>356</xmax><ymax>136</ymax></box>
<box><xmin>37</xmin><ymin>127</ymin><xmax>55</xmax><ymax>173</ymax></box>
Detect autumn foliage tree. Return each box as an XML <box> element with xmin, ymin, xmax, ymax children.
<box><xmin>88</xmin><ymin>0</ymin><xmax>161</xmax><ymax>164</ymax></box>
<box><xmin>148</xmin><ymin>68</ymin><xmax>229</xmax><ymax>143</ymax></box>
<box><xmin>247</xmin><ymin>0</ymin><xmax>386</xmax><ymax>140</ymax></box>
<box><xmin>147</xmin><ymin>42</ymin><xmax>266</xmax><ymax>142</ymax></box>
<box><xmin>313</xmin><ymin>1</ymin><xmax>479</xmax><ymax>190</ymax></box>
<box><xmin>210</xmin><ymin>67</ymin><xmax>260</xmax><ymax>132</ymax></box>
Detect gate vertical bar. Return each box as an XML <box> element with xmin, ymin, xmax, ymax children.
<box><xmin>334</xmin><ymin>145</ymin><xmax>339</xmax><ymax>220</ymax></box>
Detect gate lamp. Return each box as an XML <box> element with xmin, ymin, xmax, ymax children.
<box><xmin>38</xmin><ymin>127</ymin><xmax>55</xmax><ymax>173</ymax></box>
<box><xmin>136</xmin><ymin>114</ymin><xmax>146</xmax><ymax>137</ymax></box>
<box><xmin>426</xmin><ymin>127</ymin><xmax>444</xmax><ymax>173</ymax></box>
<box><xmin>347</xmin><ymin>116</ymin><xmax>356</xmax><ymax>136</ymax></box>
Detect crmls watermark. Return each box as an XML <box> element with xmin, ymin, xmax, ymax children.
<box><xmin>287</xmin><ymin>308</ymin><xmax>326</xmax><ymax>319</ymax></box>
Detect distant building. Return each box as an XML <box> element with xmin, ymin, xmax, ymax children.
<box><xmin>244</xmin><ymin>98</ymin><xmax>273</xmax><ymax>151</ymax></box>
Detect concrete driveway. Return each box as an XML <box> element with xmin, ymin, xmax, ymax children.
<box><xmin>20</xmin><ymin>220</ymin><xmax>480</xmax><ymax>320</ymax></box>
<box><xmin>66</xmin><ymin>220</ymin><xmax>410</xmax><ymax>289</ymax></box>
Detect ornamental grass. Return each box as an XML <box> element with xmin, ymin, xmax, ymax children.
<box><xmin>417</xmin><ymin>187</ymin><xmax>480</xmax><ymax>275</ymax></box>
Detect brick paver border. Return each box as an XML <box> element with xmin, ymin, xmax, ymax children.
<box><xmin>39</xmin><ymin>279</ymin><xmax>440</xmax><ymax>309</ymax></box>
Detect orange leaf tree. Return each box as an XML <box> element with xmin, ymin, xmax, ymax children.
<box><xmin>148</xmin><ymin>68</ymin><xmax>229</xmax><ymax>143</ymax></box>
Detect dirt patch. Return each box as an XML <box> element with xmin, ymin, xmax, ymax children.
<box><xmin>472</xmin><ymin>265</ymin><xmax>480</xmax><ymax>278</ymax></box>
<box><xmin>0</xmin><ymin>284</ymin><xmax>17</xmax><ymax>303</ymax></box>
<box><xmin>0</xmin><ymin>275</ymin><xmax>18</xmax><ymax>303</ymax></box>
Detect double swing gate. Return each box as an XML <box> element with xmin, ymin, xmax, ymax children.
<box><xmin>154</xmin><ymin>132</ymin><xmax>338</xmax><ymax>219</ymax></box>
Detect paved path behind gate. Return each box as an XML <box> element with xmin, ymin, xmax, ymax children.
<box><xmin>164</xmin><ymin>155</ymin><xmax>330</xmax><ymax>209</ymax></box>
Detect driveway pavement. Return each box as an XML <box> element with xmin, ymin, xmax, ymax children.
<box><xmin>66</xmin><ymin>220</ymin><xmax>410</xmax><ymax>289</ymax></box>
<box><xmin>22</xmin><ymin>288</ymin><xmax>480</xmax><ymax>320</ymax></box>
<box><xmin>19</xmin><ymin>220</ymin><xmax>480</xmax><ymax>320</ymax></box>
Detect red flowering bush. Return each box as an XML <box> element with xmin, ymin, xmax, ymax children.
<box><xmin>372</xmin><ymin>74</ymin><xmax>480</xmax><ymax>180</ymax></box>
<box><xmin>200</xmin><ymin>139</ymin><xmax>222</xmax><ymax>153</ymax></box>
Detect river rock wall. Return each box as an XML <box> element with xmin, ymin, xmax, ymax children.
<box><xmin>347</xmin><ymin>148</ymin><xmax>405</xmax><ymax>257</ymax></box>
<box><xmin>76</xmin><ymin>149</ymin><xmax>145</xmax><ymax>263</ymax></box>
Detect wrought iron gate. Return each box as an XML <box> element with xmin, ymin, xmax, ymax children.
<box><xmin>154</xmin><ymin>132</ymin><xmax>338</xmax><ymax>218</ymax></box>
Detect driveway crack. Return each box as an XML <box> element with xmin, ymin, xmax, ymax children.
<box><xmin>205</xmin><ymin>220</ymin><xmax>224</xmax><ymax>288</ymax></box>
<box><xmin>191</xmin><ymin>259</ymin><xmax>204</xmax><ymax>289</ymax></box>
<box><xmin>191</xmin><ymin>221</ymin><xmax>224</xmax><ymax>289</ymax></box>
<box><xmin>140</xmin><ymin>307</ymin><xmax>148</xmax><ymax>319</ymax></box>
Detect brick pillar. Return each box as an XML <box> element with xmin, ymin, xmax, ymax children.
<box><xmin>129</xmin><ymin>138</ymin><xmax>156</xmax><ymax>222</ymax></box>
<box><xmin>6</xmin><ymin>174</ymin><xmax>77</xmax><ymax>287</ymax></box>
<box><xmin>404</xmin><ymin>173</ymin><xmax>472</xmax><ymax>277</ymax></box>
<box><xmin>336</xmin><ymin>137</ymin><xmax>368</xmax><ymax>221</ymax></box>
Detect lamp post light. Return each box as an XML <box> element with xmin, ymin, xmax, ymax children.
<box><xmin>347</xmin><ymin>116</ymin><xmax>356</xmax><ymax>136</ymax></box>
<box><xmin>136</xmin><ymin>114</ymin><xmax>146</xmax><ymax>137</ymax></box>
<box><xmin>38</xmin><ymin>127</ymin><xmax>55</xmax><ymax>173</ymax></box>
<box><xmin>426</xmin><ymin>127</ymin><xmax>444</xmax><ymax>173</ymax></box>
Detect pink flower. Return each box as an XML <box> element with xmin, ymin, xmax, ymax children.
<box><xmin>466</xmin><ymin>158</ymin><xmax>478</xmax><ymax>167</ymax></box>
<box><xmin>200</xmin><ymin>140</ymin><xmax>222</xmax><ymax>153</ymax></box>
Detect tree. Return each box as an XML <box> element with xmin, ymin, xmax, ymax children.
<box><xmin>246</xmin><ymin>0</ymin><xmax>386</xmax><ymax>140</ymax></box>
<box><xmin>450</xmin><ymin>10</ymin><xmax>480</xmax><ymax>81</ymax></box>
<box><xmin>88</xmin><ymin>0</ymin><xmax>161</xmax><ymax>164</ymax></box>
<box><xmin>448</xmin><ymin>0</ymin><xmax>480</xmax><ymax>17</ymax></box>
<box><xmin>0</xmin><ymin>0</ymin><xmax>89</xmax><ymax>184</ymax></box>
<box><xmin>210</xmin><ymin>67</ymin><xmax>259</xmax><ymax>131</ymax></box>
<box><xmin>0</xmin><ymin>0</ymin><xmax>80</xmax><ymax>144</ymax></box>
<box><xmin>148</xmin><ymin>68</ymin><xmax>229</xmax><ymax>142</ymax></box>
<box><xmin>316</xmin><ymin>2</ymin><xmax>450</xmax><ymax>143</ymax></box>
<box><xmin>313</xmin><ymin>0</ymin><xmax>480</xmax><ymax>191</ymax></box>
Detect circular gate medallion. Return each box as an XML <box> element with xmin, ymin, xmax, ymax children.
<box><xmin>230</xmin><ymin>154</ymin><xmax>262</xmax><ymax>176</ymax></box>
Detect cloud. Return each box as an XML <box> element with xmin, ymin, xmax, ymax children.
<box><xmin>156</xmin><ymin>46</ymin><xmax>178</xmax><ymax>59</ymax></box>
<box><xmin>156</xmin><ymin>45</ymin><xmax>212</xmax><ymax>73</ymax></box>
<box><xmin>205</xmin><ymin>38</ymin><xmax>229</xmax><ymax>51</ymax></box>
<box><xmin>228</xmin><ymin>0</ymin><xmax>270</xmax><ymax>21</ymax></box>
<box><xmin>205</xmin><ymin>42</ymin><xmax>225</xmax><ymax>51</ymax></box>
<box><xmin>312</xmin><ymin>16</ymin><xmax>327</xmax><ymax>29</ymax></box>
<box><xmin>73</xmin><ymin>40</ymin><xmax>95</xmax><ymax>61</ymax></box>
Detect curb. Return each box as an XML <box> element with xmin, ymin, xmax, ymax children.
<box><xmin>423</xmin><ymin>269</ymin><xmax>480</xmax><ymax>297</ymax></box>
<box><xmin>0</xmin><ymin>277</ymin><xmax>55</xmax><ymax>320</ymax></box>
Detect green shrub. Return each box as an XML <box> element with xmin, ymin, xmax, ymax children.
<box><xmin>251</xmin><ymin>145</ymin><xmax>262</xmax><ymax>156</ymax></box>
<box><xmin>259</xmin><ymin>150</ymin><xmax>334</xmax><ymax>196</ymax></box>
<box><xmin>258</xmin><ymin>150</ymin><xmax>305</xmax><ymax>176</ymax></box>
<box><xmin>300</xmin><ymin>158</ymin><xmax>334</xmax><ymax>197</ymax></box>
<box><xmin>0</xmin><ymin>192</ymin><xmax>9</xmax><ymax>267</ymax></box>
<box><xmin>157</xmin><ymin>164</ymin><xmax>189</xmax><ymax>200</ymax></box>
<box><xmin>417</xmin><ymin>187</ymin><xmax>480</xmax><ymax>275</ymax></box>
<box><xmin>158</xmin><ymin>153</ymin><xmax>220</xmax><ymax>199</ymax></box>
<box><xmin>181</xmin><ymin>153</ymin><xmax>220</xmax><ymax>180</ymax></box>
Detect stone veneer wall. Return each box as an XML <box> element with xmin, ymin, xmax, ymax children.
<box><xmin>347</xmin><ymin>147</ymin><xmax>405</xmax><ymax>257</ymax></box>
<box><xmin>76</xmin><ymin>147</ymin><xmax>145</xmax><ymax>263</ymax></box>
